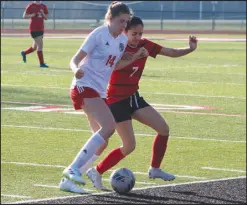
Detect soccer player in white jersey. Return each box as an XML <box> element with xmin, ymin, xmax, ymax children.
<box><xmin>60</xmin><ymin>1</ymin><xmax>148</xmax><ymax>194</ymax></box>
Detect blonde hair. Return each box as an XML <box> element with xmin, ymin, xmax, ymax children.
<box><xmin>104</xmin><ymin>1</ymin><xmax>133</xmax><ymax>25</ymax></box>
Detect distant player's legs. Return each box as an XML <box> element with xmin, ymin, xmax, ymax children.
<box><xmin>21</xmin><ymin>39</ymin><xmax>37</xmax><ymax>63</ymax></box>
<box><xmin>132</xmin><ymin>106</ymin><xmax>175</xmax><ymax>181</ymax></box>
<box><xmin>34</xmin><ymin>35</ymin><xmax>48</xmax><ymax>68</ymax></box>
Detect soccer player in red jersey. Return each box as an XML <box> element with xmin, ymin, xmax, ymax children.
<box><xmin>84</xmin><ymin>16</ymin><xmax>198</xmax><ymax>189</ymax></box>
<box><xmin>21</xmin><ymin>1</ymin><xmax>49</xmax><ymax>68</ymax></box>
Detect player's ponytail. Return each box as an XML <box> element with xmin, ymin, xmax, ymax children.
<box><xmin>105</xmin><ymin>1</ymin><xmax>133</xmax><ymax>24</ymax></box>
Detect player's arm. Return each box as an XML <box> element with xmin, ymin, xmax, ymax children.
<box><xmin>70</xmin><ymin>49</ymin><xmax>87</xmax><ymax>79</ymax></box>
<box><xmin>159</xmin><ymin>36</ymin><xmax>198</xmax><ymax>58</ymax></box>
<box><xmin>23</xmin><ymin>5</ymin><xmax>36</xmax><ymax>19</ymax></box>
<box><xmin>40</xmin><ymin>6</ymin><xmax>48</xmax><ymax>20</ymax></box>
<box><xmin>115</xmin><ymin>47</ymin><xmax>149</xmax><ymax>70</ymax></box>
<box><xmin>70</xmin><ymin>30</ymin><xmax>97</xmax><ymax>79</ymax></box>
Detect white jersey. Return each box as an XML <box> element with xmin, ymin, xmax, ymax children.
<box><xmin>71</xmin><ymin>25</ymin><xmax>128</xmax><ymax>98</ymax></box>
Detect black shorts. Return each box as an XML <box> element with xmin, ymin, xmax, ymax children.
<box><xmin>30</xmin><ymin>31</ymin><xmax>44</xmax><ymax>38</ymax></box>
<box><xmin>108</xmin><ymin>91</ymin><xmax>150</xmax><ymax>123</ymax></box>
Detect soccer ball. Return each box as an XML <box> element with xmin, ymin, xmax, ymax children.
<box><xmin>110</xmin><ymin>168</ymin><xmax>135</xmax><ymax>194</ymax></box>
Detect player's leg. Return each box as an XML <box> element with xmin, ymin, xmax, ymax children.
<box><xmin>21</xmin><ymin>33</ymin><xmax>37</xmax><ymax>63</ymax></box>
<box><xmin>79</xmin><ymin>115</ymin><xmax>108</xmax><ymax>174</ymax></box>
<box><xmin>59</xmin><ymin>115</ymin><xmax>109</xmax><ymax>193</ymax></box>
<box><xmin>63</xmin><ymin>96</ymin><xmax>116</xmax><ymax>185</ymax></box>
<box><xmin>35</xmin><ymin>33</ymin><xmax>48</xmax><ymax>68</ymax></box>
<box><xmin>87</xmin><ymin>98</ymin><xmax>135</xmax><ymax>190</ymax></box>
<box><xmin>132</xmin><ymin>102</ymin><xmax>175</xmax><ymax>181</ymax></box>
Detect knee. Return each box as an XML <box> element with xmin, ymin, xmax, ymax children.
<box><xmin>159</xmin><ymin>123</ymin><xmax>170</xmax><ymax>136</ymax></box>
<box><xmin>102</xmin><ymin>121</ymin><xmax>116</xmax><ymax>137</ymax></box>
<box><xmin>121</xmin><ymin>141</ymin><xmax>136</xmax><ymax>156</ymax></box>
<box><xmin>32</xmin><ymin>46</ymin><xmax>37</xmax><ymax>51</ymax></box>
<box><xmin>102</xmin><ymin>139</ymin><xmax>109</xmax><ymax>149</ymax></box>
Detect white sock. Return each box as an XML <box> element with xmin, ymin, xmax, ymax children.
<box><xmin>79</xmin><ymin>154</ymin><xmax>99</xmax><ymax>174</ymax></box>
<box><xmin>70</xmin><ymin>132</ymin><xmax>105</xmax><ymax>170</ymax></box>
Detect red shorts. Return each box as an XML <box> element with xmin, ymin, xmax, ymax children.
<box><xmin>70</xmin><ymin>86</ymin><xmax>106</xmax><ymax>110</ymax></box>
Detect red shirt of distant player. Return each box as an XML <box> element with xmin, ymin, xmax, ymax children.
<box><xmin>107</xmin><ymin>38</ymin><xmax>162</xmax><ymax>104</ymax></box>
<box><xmin>25</xmin><ymin>2</ymin><xmax>48</xmax><ymax>32</ymax></box>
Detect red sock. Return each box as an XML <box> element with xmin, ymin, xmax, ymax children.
<box><xmin>37</xmin><ymin>51</ymin><xmax>44</xmax><ymax>64</ymax></box>
<box><xmin>151</xmin><ymin>134</ymin><xmax>169</xmax><ymax>168</ymax></box>
<box><xmin>24</xmin><ymin>47</ymin><xmax>34</xmax><ymax>55</ymax></box>
<box><xmin>96</xmin><ymin>148</ymin><xmax>125</xmax><ymax>175</ymax></box>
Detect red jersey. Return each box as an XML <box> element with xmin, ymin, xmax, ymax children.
<box><xmin>107</xmin><ymin>38</ymin><xmax>162</xmax><ymax>104</ymax></box>
<box><xmin>25</xmin><ymin>3</ymin><xmax>48</xmax><ymax>32</ymax></box>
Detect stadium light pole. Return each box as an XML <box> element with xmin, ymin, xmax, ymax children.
<box><xmin>199</xmin><ymin>1</ymin><xmax>202</xmax><ymax>20</ymax></box>
<box><xmin>160</xmin><ymin>2</ymin><xmax>164</xmax><ymax>31</ymax></box>
<box><xmin>1</xmin><ymin>1</ymin><xmax>5</xmax><ymax>29</ymax></box>
<box><xmin>211</xmin><ymin>1</ymin><xmax>218</xmax><ymax>31</ymax></box>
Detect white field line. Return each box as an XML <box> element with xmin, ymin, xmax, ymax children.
<box><xmin>0</xmin><ymin>161</ymin><xmax>207</xmax><ymax>180</ymax></box>
<box><xmin>1</xmin><ymin>84</ymin><xmax>245</xmax><ymax>100</ymax></box>
<box><xmin>1</xmin><ymin>124</ymin><xmax>246</xmax><ymax>143</ymax></box>
<box><xmin>33</xmin><ymin>184</ymin><xmax>94</xmax><ymax>192</ymax></box>
<box><xmin>2</xmin><ymin>76</ymin><xmax>246</xmax><ymax>86</ymax></box>
<box><xmin>1</xmin><ymin>194</ymin><xmax>31</xmax><ymax>199</ymax></box>
<box><xmin>141</xmin><ymin>92</ymin><xmax>246</xmax><ymax>100</ymax></box>
<box><xmin>10</xmin><ymin>176</ymin><xmax>246</xmax><ymax>204</ymax></box>
<box><xmin>2</xmin><ymin>106</ymin><xmax>246</xmax><ymax>117</ymax></box>
<box><xmin>141</xmin><ymin>78</ymin><xmax>246</xmax><ymax>86</ymax></box>
<box><xmin>108</xmin><ymin>169</ymin><xmax>206</xmax><ymax>180</ymax></box>
<box><xmin>201</xmin><ymin>167</ymin><xmax>246</xmax><ymax>173</ymax></box>
<box><xmin>2</xmin><ymin>67</ymin><xmax>246</xmax><ymax>76</ymax></box>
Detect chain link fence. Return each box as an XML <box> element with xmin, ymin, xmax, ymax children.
<box><xmin>1</xmin><ymin>8</ymin><xmax>246</xmax><ymax>31</ymax></box>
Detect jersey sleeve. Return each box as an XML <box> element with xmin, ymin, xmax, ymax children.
<box><xmin>25</xmin><ymin>4</ymin><xmax>33</xmax><ymax>14</ymax></box>
<box><xmin>143</xmin><ymin>38</ymin><xmax>162</xmax><ymax>58</ymax></box>
<box><xmin>80</xmin><ymin>29</ymin><xmax>99</xmax><ymax>54</ymax></box>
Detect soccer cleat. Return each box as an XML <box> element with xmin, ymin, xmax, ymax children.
<box><xmin>21</xmin><ymin>51</ymin><xmax>26</xmax><ymax>63</ymax></box>
<box><xmin>40</xmin><ymin>63</ymin><xmax>49</xmax><ymax>68</ymax></box>
<box><xmin>59</xmin><ymin>178</ymin><xmax>88</xmax><ymax>194</ymax></box>
<box><xmin>62</xmin><ymin>167</ymin><xmax>86</xmax><ymax>185</ymax></box>
<box><xmin>148</xmin><ymin>167</ymin><xmax>175</xmax><ymax>181</ymax></box>
<box><xmin>86</xmin><ymin>167</ymin><xmax>108</xmax><ymax>190</ymax></box>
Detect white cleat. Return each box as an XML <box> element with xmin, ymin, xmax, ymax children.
<box><xmin>59</xmin><ymin>178</ymin><xmax>88</xmax><ymax>194</ymax></box>
<box><xmin>62</xmin><ymin>167</ymin><xmax>86</xmax><ymax>185</ymax></box>
<box><xmin>86</xmin><ymin>167</ymin><xmax>108</xmax><ymax>190</ymax></box>
<box><xmin>148</xmin><ymin>167</ymin><xmax>176</xmax><ymax>181</ymax></box>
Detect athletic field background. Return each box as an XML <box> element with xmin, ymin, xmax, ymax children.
<box><xmin>1</xmin><ymin>32</ymin><xmax>246</xmax><ymax>203</ymax></box>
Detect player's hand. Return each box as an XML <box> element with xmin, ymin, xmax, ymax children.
<box><xmin>75</xmin><ymin>68</ymin><xmax>85</xmax><ymax>79</ymax></box>
<box><xmin>189</xmin><ymin>36</ymin><xmax>198</xmax><ymax>51</ymax></box>
<box><xmin>30</xmin><ymin>13</ymin><xmax>36</xmax><ymax>18</ymax></box>
<box><xmin>121</xmin><ymin>52</ymin><xmax>133</xmax><ymax>60</ymax></box>
<box><xmin>134</xmin><ymin>47</ymin><xmax>149</xmax><ymax>60</ymax></box>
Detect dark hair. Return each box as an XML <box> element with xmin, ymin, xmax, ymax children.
<box><xmin>105</xmin><ymin>1</ymin><xmax>133</xmax><ymax>23</ymax></box>
<box><xmin>125</xmin><ymin>16</ymin><xmax>144</xmax><ymax>32</ymax></box>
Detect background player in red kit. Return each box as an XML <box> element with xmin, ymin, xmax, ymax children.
<box><xmin>21</xmin><ymin>1</ymin><xmax>49</xmax><ymax>68</ymax></box>
<box><xmin>84</xmin><ymin>16</ymin><xmax>198</xmax><ymax>189</ymax></box>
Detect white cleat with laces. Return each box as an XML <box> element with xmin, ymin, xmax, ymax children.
<box><xmin>86</xmin><ymin>167</ymin><xmax>108</xmax><ymax>190</ymax></box>
<box><xmin>62</xmin><ymin>167</ymin><xmax>86</xmax><ymax>185</ymax></box>
<box><xmin>148</xmin><ymin>167</ymin><xmax>176</xmax><ymax>181</ymax></box>
<box><xmin>59</xmin><ymin>178</ymin><xmax>88</xmax><ymax>194</ymax></box>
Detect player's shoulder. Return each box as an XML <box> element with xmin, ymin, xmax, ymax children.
<box><xmin>41</xmin><ymin>2</ymin><xmax>48</xmax><ymax>8</ymax></box>
<box><xmin>119</xmin><ymin>33</ymin><xmax>128</xmax><ymax>42</ymax></box>
<box><xmin>92</xmin><ymin>25</ymin><xmax>108</xmax><ymax>34</ymax></box>
<box><xmin>26</xmin><ymin>2</ymin><xmax>34</xmax><ymax>8</ymax></box>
